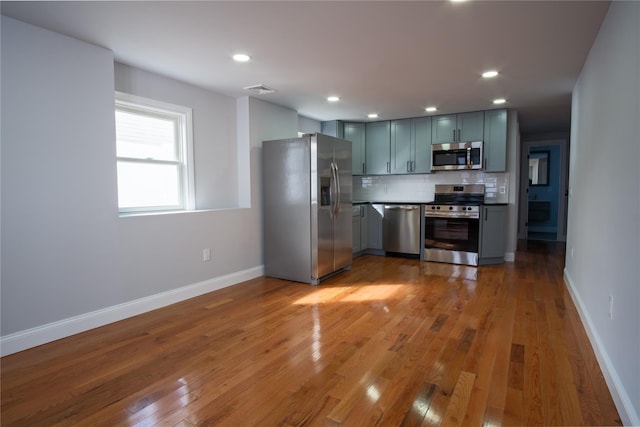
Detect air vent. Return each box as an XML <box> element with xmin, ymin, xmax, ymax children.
<box><xmin>243</xmin><ymin>84</ymin><xmax>276</xmax><ymax>95</ymax></box>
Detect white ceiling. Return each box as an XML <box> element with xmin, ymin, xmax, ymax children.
<box><xmin>1</xmin><ymin>1</ymin><xmax>610</xmax><ymax>134</ymax></box>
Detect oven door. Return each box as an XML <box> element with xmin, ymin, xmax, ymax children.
<box><xmin>424</xmin><ymin>215</ymin><xmax>480</xmax><ymax>265</ymax></box>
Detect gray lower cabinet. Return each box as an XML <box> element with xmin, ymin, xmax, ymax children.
<box><xmin>365</xmin><ymin>121</ymin><xmax>391</xmax><ymax>175</ymax></box>
<box><xmin>367</xmin><ymin>204</ymin><xmax>384</xmax><ymax>251</ymax></box>
<box><xmin>479</xmin><ymin>204</ymin><xmax>507</xmax><ymax>265</ymax></box>
<box><xmin>352</xmin><ymin>204</ymin><xmax>368</xmax><ymax>254</ymax></box>
<box><xmin>390</xmin><ymin>117</ymin><xmax>432</xmax><ymax>174</ymax></box>
<box><xmin>483</xmin><ymin>109</ymin><xmax>508</xmax><ymax>172</ymax></box>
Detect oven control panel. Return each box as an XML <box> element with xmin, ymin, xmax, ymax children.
<box><xmin>424</xmin><ymin>204</ymin><xmax>480</xmax><ymax>218</ymax></box>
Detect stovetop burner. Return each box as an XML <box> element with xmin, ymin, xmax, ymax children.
<box><xmin>428</xmin><ymin>184</ymin><xmax>485</xmax><ymax>206</ymax></box>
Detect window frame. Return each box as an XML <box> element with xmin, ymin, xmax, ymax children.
<box><xmin>115</xmin><ymin>91</ymin><xmax>195</xmax><ymax>215</ymax></box>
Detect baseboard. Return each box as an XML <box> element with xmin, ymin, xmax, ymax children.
<box><xmin>0</xmin><ymin>265</ymin><xmax>265</xmax><ymax>357</ymax></box>
<box><xmin>504</xmin><ymin>252</ymin><xmax>516</xmax><ymax>262</ymax></box>
<box><xmin>563</xmin><ymin>269</ymin><xmax>640</xmax><ymax>426</ymax></box>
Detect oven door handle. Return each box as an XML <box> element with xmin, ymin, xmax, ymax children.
<box><xmin>425</xmin><ymin>213</ymin><xmax>480</xmax><ymax>219</ymax></box>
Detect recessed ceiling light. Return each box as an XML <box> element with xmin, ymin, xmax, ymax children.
<box><xmin>425</xmin><ymin>107</ymin><xmax>437</xmax><ymax>113</ymax></box>
<box><xmin>233</xmin><ymin>53</ymin><xmax>251</xmax><ymax>62</ymax></box>
<box><xmin>368</xmin><ymin>113</ymin><xmax>379</xmax><ymax>119</ymax></box>
<box><xmin>493</xmin><ymin>98</ymin><xmax>507</xmax><ymax>104</ymax></box>
<box><xmin>482</xmin><ymin>70</ymin><xmax>499</xmax><ymax>78</ymax></box>
<box><xmin>327</xmin><ymin>96</ymin><xmax>340</xmax><ymax>102</ymax></box>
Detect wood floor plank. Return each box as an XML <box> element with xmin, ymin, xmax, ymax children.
<box><xmin>0</xmin><ymin>242</ymin><xmax>622</xmax><ymax>426</ymax></box>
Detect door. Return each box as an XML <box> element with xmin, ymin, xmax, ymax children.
<box><xmin>412</xmin><ymin>117</ymin><xmax>432</xmax><ymax>173</ymax></box>
<box><xmin>519</xmin><ymin>139</ymin><xmax>568</xmax><ymax>241</ymax></box>
<box><xmin>365</xmin><ymin>121</ymin><xmax>391</xmax><ymax>174</ymax></box>
<box><xmin>458</xmin><ymin>111</ymin><xmax>484</xmax><ymax>142</ymax></box>
<box><xmin>314</xmin><ymin>134</ymin><xmax>336</xmax><ymax>280</ymax></box>
<box><xmin>333</xmin><ymin>136</ymin><xmax>353</xmax><ymax>271</ymax></box>
<box><xmin>390</xmin><ymin>119</ymin><xmax>412</xmax><ymax>174</ymax></box>
<box><xmin>432</xmin><ymin>114</ymin><xmax>457</xmax><ymax>144</ymax></box>
<box><xmin>345</xmin><ymin>122</ymin><xmax>365</xmax><ymax>176</ymax></box>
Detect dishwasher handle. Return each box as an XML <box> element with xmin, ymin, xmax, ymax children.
<box><xmin>384</xmin><ymin>205</ymin><xmax>419</xmax><ymax>210</ymax></box>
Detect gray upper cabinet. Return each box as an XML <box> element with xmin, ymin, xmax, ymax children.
<box><xmin>390</xmin><ymin>119</ymin><xmax>412</xmax><ymax>174</ymax></box>
<box><xmin>345</xmin><ymin>122</ymin><xmax>365</xmax><ymax>176</ymax></box>
<box><xmin>320</xmin><ymin>120</ymin><xmax>344</xmax><ymax>138</ymax></box>
<box><xmin>432</xmin><ymin>111</ymin><xmax>484</xmax><ymax>144</ymax></box>
<box><xmin>412</xmin><ymin>117</ymin><xmax>432</xmax><ymax>173</ymax></box>
<box><xmin>365</xmin><ymin>121</ymin><xmax>391</xmax><ymax>175</ymax></box>
<box><xmin>483</xmin><ymin>109</ymin><xmax>508</xmax><ymax>172</ymax></box>
<box><xmin>390</xmin><ymin>117</ymin><xmax>432</xmax><ymax>174</ymax></box>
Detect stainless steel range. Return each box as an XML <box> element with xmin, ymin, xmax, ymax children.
<box><xmin>424</xmin><ymin>184</ymin><xmax>485</xmax><ymax>266</ymax></box>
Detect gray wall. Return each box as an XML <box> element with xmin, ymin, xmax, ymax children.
<box><xmin>115</xmin><ymin>62</ymin><xmax>239</xmax><ymax>210</ymax></box>
<box><xmin>1</xmin><ymin>16</ymin><xmax>121</xmax><ymax>335</ymax></box>
<box><xmin>0</xmin><ymin>17</ymin><xmax>298</xmax><ymax>353</ymax></box>
<box><xmin>566</xmin><ymin>2</ymin><xmax>640</xmax><ymax>424</ymax></box>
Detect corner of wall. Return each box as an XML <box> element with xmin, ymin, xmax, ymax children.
<box><xmin>237</xmin><ymin>97</ymin><xmax>251</xmax><ymax>208</ymax></box>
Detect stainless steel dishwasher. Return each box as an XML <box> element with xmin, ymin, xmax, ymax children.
<box><xmin>382</xmin><ymin>204</ymin><xmax>421</xmax><ymax>255</ymax></box>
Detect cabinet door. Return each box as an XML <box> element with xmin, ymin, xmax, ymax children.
<box><xmin>367</xmin><ymin>204</ymin><xmax>384</xmax><ymax>250</ymax></box>
<box><xmin>480</xmin><ymin>205</ymin><xmax>506</xmax><ymax>260</ymax></box>
<box><xmin>320</xmin><ymin>120</ymin><xmax>344</xmax><ymax>138</ymax></box>
<box><xmin>365</xmin><ymin>121</ymin><xmax>391</xmax><ymax>175</ymax></box>
<box><xmin>344</xmin><ymin>122</ymin><xmax>365</xmax><ymax>176</ymax></box>
<box><xmin>432</xmin><ymin>114</ymin><xmax>457</xmax><ymax>144</ymax></box>
<box><xmin>359</xmin><ymin>205</ymin><xmax>368</xmax><ymax>250</ymax></box>
<box><xmin>390</xmin><ymin>119</ymin><xmax>412</xmax><ymax>174</ymax></box>
<box><xmin>412</xmin><ymin>117</ymin><xmax>432</xmax><ymax>173</ymax></box>
<box><xmin>458</xmin><ymin>111</ymin><xmax>484</xmax><ymax>142</ymax></box>
<box><xmin>352</xmin><ymin>214</ymin><xmax>361</xmax><ymax>253</ymax></box>
<box><xmin>483</xmin><ymin>109</ymin><xmax>507</xmax><ymax>172</ymax></box>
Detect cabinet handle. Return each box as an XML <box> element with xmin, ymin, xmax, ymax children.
<box><xmin>407</xmin><ymin>161</ymin><xmax>410</xmax><ymax>172</ymax></box>
<box><xmin>411</xmin><ymin>160</ymin><xmax>415</xmax><ymax>172</ymax></box>
<box><xmin>387</xmin><ymin>162</ymin><xmax>390</xmax><ymax>173</ymax></box>
<box><xmin>362</xmin><ymin>163</ymin><xmax>365</xmax><ymax>175</ymax></box>
<box><xmin>453</xmin><ymin>129</ymin><xmax>456</xmax><ymax>142</ymax></box>
<box><xmin>485</xmin><ymin>207</ymin><xmax>488</xmax><ymax>221</ymax></box>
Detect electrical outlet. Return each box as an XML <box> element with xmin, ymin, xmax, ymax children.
<box><xmin>608</xmin><ymin>294</ymin><xmax>613</xmax><ymax>319</ymax></box>
<box><xmin>203</xmin><ymin>248</ymin><xmax>211</xmax><ymax>262</ymax></box>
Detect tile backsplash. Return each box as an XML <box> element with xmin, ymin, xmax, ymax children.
<box><xmin>354</xmin><ymin>171</ymin><xmax>510</xmax><ymax>204</ymax></box>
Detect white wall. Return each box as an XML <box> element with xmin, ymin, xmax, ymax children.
<box><xmin>565</xmin><ymin>2</ymin><xmax>640</xmax><ymax>425</ymax></box>
<box><xmin>0</xmin><ymin>17</ymin><xmax>299</xmax><ymax>355</ymax></box>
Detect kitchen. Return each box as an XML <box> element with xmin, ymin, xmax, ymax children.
<box><xmin>1</xmin><ymin>1</ymin><xmax>639</xmax><ymax>425</ymax></box>
<box><xmin>263</xmin><ymin>110</ymin><xmax>514</xmax><ymax>284</ymax></box>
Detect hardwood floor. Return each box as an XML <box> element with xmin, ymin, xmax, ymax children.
<box><xmin>1</xmin><ymin>241</ymin><xmax>622</xmax><ymax>426</ymax></box>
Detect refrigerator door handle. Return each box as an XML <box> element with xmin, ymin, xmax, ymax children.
<box><xmin>333</xmin><ymin>162</ymin><xmax>341</xmax><ymax>219</ymax></box>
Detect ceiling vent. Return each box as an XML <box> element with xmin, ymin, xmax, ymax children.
<box><xmin>243</xmin><ymin>84</ymin><xmax>276</xmax><ymax>95</ymax></box>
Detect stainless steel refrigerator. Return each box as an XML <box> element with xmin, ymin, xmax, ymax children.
<box><xmin>263</xmin><ymin>133</ymin><xmax>352</xmax><ymax>285</ymax></box>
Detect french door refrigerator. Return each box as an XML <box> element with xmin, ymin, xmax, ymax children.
<box><xmin>263</xmin><ymin>133</ymin><xmax>352</xmax><ymax>285</ymax></box>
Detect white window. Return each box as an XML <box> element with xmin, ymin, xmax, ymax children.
<box><xmin>115</xmin><ymin>92</ymin><xmax>194</xmax><ymax>214</ymax></box>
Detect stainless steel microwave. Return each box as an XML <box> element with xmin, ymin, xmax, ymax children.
<box><xmin>431</xmin><ymin>141</ymin><xmax>483</xmax><ymax>171</ymax></box>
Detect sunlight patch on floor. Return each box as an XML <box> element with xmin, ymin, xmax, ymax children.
<box><xmin>292</xmin><ymin>284</ymin><xmax>404</xmax><ymax>305</ymax></box>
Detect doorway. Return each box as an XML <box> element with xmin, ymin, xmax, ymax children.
<box><xmin>518</xmin><ymin>138</ymin><xmax>569</xmax><ymax>241</ymax></box>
